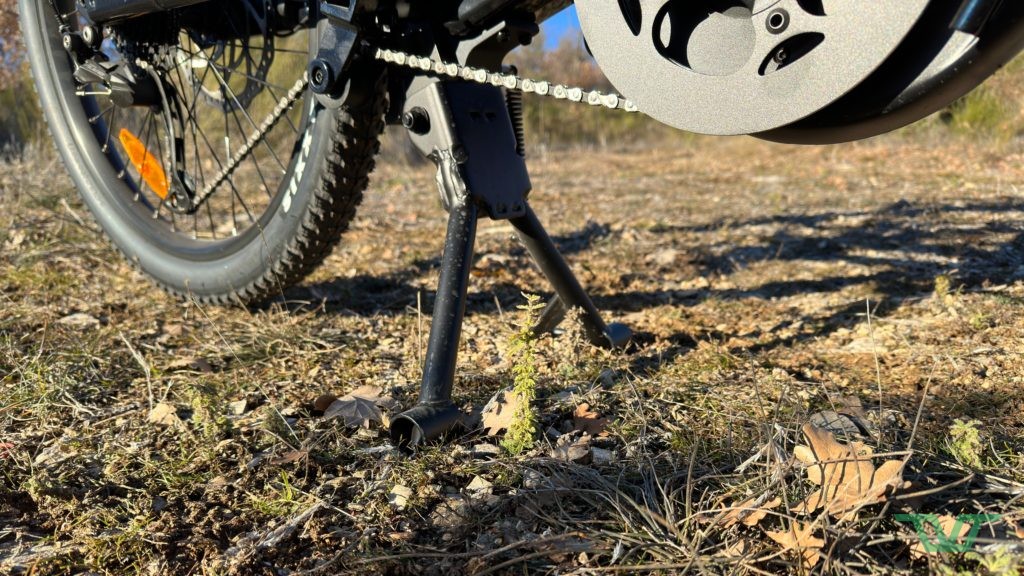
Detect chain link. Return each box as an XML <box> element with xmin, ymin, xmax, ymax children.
<box><xmin>373</xmin><ymin>48</ymin><xmax>639</xmax><ymax>113</ymax></box>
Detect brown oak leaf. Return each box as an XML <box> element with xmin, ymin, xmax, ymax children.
<box><xmin>717</xmin><ymin>539</ymin><xmax>750</xmax><ymax>558</ymax></box>
<box><xmin>794</xmin><ymin>424</ymin><xmax>907</xmax><ymax>520</ymax></box>
<box><xmin>573</xmin><ymin>403</ymin><xmax>610</xmax><ymax>436</ymax></box>
<box><xmin>721</xmin><ymin>496</ymin><xmax>783</xmax><ymax>528</ymax></box>
<box><xmin>480</xmin><ymin>388</ymin><xmax>522</xmax><ymax>436</ymax></box>
<box><xmin>766</xmin><ymin>522</ymin><xmax>826</xmax><ymax>569</ymax></box>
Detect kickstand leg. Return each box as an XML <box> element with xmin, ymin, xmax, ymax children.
<box><xmin>511</xmin><ymin>206</ymin><xmax>631</xmax><ymax>349</ymax></box>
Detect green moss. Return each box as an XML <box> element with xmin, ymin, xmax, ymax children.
<box><xmin>947</xmin><ymin>419</ymin><xmax>985</xmax><ymax>470</ymax></box>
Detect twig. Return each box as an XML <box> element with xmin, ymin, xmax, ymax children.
<box><xmin>119</xmin><ymin>332</ymin><xmax>154</xmax><ymax>410</ymax></box>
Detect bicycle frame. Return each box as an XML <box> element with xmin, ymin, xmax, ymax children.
<box><xmin>84</xmin><ymin>0</ymin><xmax>213</xmax><ymax>22</ymax></box>
<box><xmin>82</xmin><ymin>0</ymin><xmax>572</xmax><ymax>29</ymax></box>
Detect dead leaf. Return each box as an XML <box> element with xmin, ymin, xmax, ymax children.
<box><xmin>227</xmin><ymin>400</ymin><xmax>247</xmax><ymax>415</ymax></box>
<box><xmin>57</xmin><ymin>312</ymin><xmax>100</xmax><ymax>329</ymax></box>
<box><xmin>717</xmin><ymin>539</ymin><xmax>750</xmax><ymax>558</ymax></box>
<box><xmin>324</xmin><ymin>397</ymin><xmax>382</xmax><ymax>428</ymax></box>
<box><xmin>346</xmin><ymin>385</ymin><xmax>385</xmax><ymax>402</ymax></box>
<box><xmin>1008</xmin><ymin>518</ymin><xmax>1024</xmax><ymax>540</ymax></box>
<box><xmin>794</xmin><ymin>424</ymin><xmax>907</xmax><ymax>520</ymax></box>
<box><xmin>269</xmin><ymin>450</ymin><xmax>308</xmax><ymax>465</ymax></box>
<box><xmin>721</xmin><ymin>496</ymin><xmax>782</xmax><ymax>528</ymax></box>
<box><xmin>835</xmin><ymin>395</ymin><xmax>867</xmax><ymax>419</ymax></box>
<box><xmin>573</xmin><ymin>403</ymin><xmax>610</xmax><ymax>436</ymax></box>
<box><xmin>766</xmin><ymin>522</ymin><xmax>825</xmax><ymax>569</ymax></box>
<box><xmin>480</xmin><ymin>388</ymin><xmax>522</xmax><ymax>436</ymax></box>
<box><xmin>166</xmin><ymin>357</ymin><xmax>214</xmax><ymax>373</ymax></box>
<box><xmin>550</xmin><ymin>433</ymin><xmax>591</xmax><ymax>462</ymax></box>
<box><xmin>323</xmin><ymin>385</ymin><xmax>394</xmax><ymax>428</ymax></box>
<box><xmin>147</xmin><ymin>403</ymin><xmax>180</xmax><ymax>426</ymax></box>
<box><xmin>808</xmin><ymin>410</ymin><xmax>868</xmax><ymax>437</ymax></box>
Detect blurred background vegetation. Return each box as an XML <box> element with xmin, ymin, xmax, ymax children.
<box><xmin>0</xmin><ymin>2</ymin><xmax>44</xmax><ymax>152</ymax></box>
<box><xmin>1</xmin><ymin>0</ymin><xmax>1023</xmax><ymax>156</ymax></box>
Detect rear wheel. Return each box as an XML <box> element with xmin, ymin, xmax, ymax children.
<box><xmin>19</xmin><ymin>0</ymin><xmax>386</xmax><ymax>304</ymax></box>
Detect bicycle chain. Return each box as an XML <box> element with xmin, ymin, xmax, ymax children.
<box><xmin>373</xmin><ymin>48</ymin><xmax>639</xmax><ymax>112</ymax></box>
<box><xmin>189</xmin><ymin>48</ymin><xmax>634</xmax><ymax>211</ymax></box>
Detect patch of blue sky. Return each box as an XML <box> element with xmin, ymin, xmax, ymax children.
<box><xmin>541</xmin><ymin>5</ymin><xmax>582</xmax><ymax>49</ymax></box>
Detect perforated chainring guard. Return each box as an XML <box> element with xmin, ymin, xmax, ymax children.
<box><xmin>576</xmin><ymin>0</ymin><xmax>930</xmax><ymax>135</ymax></box>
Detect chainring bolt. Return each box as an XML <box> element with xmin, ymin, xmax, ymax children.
<box><xmin>766</xmin><ymin>9</ymin><xmax>790</xmax><ymax>34</ymax></box>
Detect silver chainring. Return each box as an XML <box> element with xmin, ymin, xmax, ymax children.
<box><xmin>576</xmin><ymin>0</ymin><xmax>929</xmax><ymax>135</ymax></box>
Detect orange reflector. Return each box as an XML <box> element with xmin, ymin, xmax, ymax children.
<box><xmin>119</xmin><ymin>128</ymin><xmax>169</xmax><ymax>200</ymax></box>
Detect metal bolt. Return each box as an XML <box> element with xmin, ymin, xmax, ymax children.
<box><xmin>402</xmin><ymin>107</ymin><xmax>431</xmax><ymax>135</ymax></box>
<box><xmin>81</xmin><ymin>25</ymin><xmax>99</xmax><ymax>47</ymax></box>
<box><xmin>766</xmin><ymin>9</ymin><xmax>790</xmax><ymax>34</ymax></box>
<box><xmin>308</xmin><ymin>59</ymin><xmax>334</xmax><ymax>94</ymax></box>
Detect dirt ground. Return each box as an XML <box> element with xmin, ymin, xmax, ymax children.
<box><xmin>2</xmin><ymin>131</ymin><xmax>1024</xmax><ymax>575</ymax></box>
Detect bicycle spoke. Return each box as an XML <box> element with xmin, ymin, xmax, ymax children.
<box><xmin>208</xmin><ymin>52</ymin><xmax>289</xmax><ymax>172</ymax></box>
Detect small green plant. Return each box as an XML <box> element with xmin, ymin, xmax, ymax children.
<box><xmin>948</xmin><ymin>419</ymin><xmax>985</xmax><ymax>469</ymax></box>
<box><xmin>945</xmin><ymin>86</ymin><xmax>1013</xmax><ymax>140</ymax></box>
<box><xmin>969</xmin><ymin>312</ymin><xmax>994</xmax><ymax>332</ymax></box>
<box><xmin>501</xmin><ymin>293</ymin><xmax>543</xmax><ymax>456</ymax></box>
<box><xmin>251</xmin><ymin>471</ymin><xmax>303</xmax><ymax>517</ymax></box>
<box><xmin>966</xmin><ymin>548</ymin><xmax>1022</xmax><ymax>576</ymax></box>
<box><xmin>189</xmin><ymin>385</ymin><xmax>232</xmax><ymax>442</ymax></box>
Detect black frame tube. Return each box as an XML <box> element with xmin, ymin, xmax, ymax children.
<box><xmin>83</xmin><ymin>0</ymin><xmax>212</xmax><ymax>22</ymax></box>
<box><xmin>952</xmin><ymin>0</ymin><xmax>1003</xmax><ymax>34</ymax></box>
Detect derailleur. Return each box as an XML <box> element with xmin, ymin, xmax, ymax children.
<box><xmin>72</xmin><ymin>58</ymin><xmax>162</xmax><ymax>108</ymax></box>
<box><xmin>66</xmin><ymin>50</ymin><xmax>197</xmax><ymax>213</ymax></box>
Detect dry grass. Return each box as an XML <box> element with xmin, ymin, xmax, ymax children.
<box><xmin>2</xmin><ymin>127</ymin><xmax>1024</xmax><ymax>575</ymax></box>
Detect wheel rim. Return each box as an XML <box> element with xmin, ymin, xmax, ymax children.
<box><xmin>48</xmin><ymin>0</ymin><xmax>315</xmax><ymax>245</ymax></box>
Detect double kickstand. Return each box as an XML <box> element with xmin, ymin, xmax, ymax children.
<box><xmin>388</xmin><ymin>79</ymin><xmax>630</xmax><ymax>448</ymax></box>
